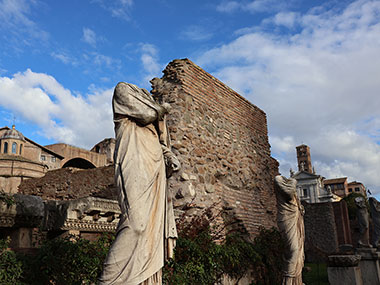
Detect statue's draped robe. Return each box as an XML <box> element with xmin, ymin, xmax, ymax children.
<box><xmin>99</xmin><ymin>83</ymin><xmax>177</xmax><ymax>285</ymax></box>
<box><xmin>274</xmin><ymin>175</ymin><xmax>304</xmax><ymax>285</ymax></box>
<box><xmin>370</xmin><ymin>197</ymin><xmax>380</xmax><ymax>247</ymax></box>
<box><xmin>355</xmin><ymin>197</ymin><xmax>370</xmax><ymax>247</ymax></box>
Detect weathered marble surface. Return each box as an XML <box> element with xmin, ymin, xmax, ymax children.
<box><xmin>328</xmin><ymin>255</ymin><xmax>361</xmax><ymax>267</ymax></box>
<box><xmin>274</xmin><ymin>175</ymin><xmax>305</xmax><ymax>285</ymax></box>
<box><xmin>99</xmin><ymin>82</ymin><xmax>180</xmax><ymax>285</ymax></box>
<box><xmin>369</xmin><ymin>197</ymin><xmax>380</xmax><ymax>248</ymax></box>
<box><xmin>328</xmin><ymin>255</ymin><xmax>363</xmax><ymax>285</ymax></box>
<box><xmin>355</xmin><ymin>197</ymin><xmax>371</xmax><ymax>248</ymax></box>
<box><xmin>356</xmin><ymin>248</ymin><xmax>380</xmax><ymax>285</ymax></box>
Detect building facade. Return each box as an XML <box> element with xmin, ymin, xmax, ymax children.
<box><xmin>348</xmin><ymin>181</ymin><xmax>367</xmax><ymax>197</ymax></box>
<box><xmin>293</xmin><ymin>144</ymin><xmax>338</xmax><ymax>203</ymax></box>
<box><xmin>0</xmin><ymin>125</ymin><xmax>110</xmax><ymax>194</ymax></box>
<box><xmin>323</xmin><ymin>177</ymin><xmax>349</xmax><ymax>198</ymax></box>
<box><xmin>0</xmin><ymin>126</ymin><xmax>63</xmax><ymax>193</ymax></box>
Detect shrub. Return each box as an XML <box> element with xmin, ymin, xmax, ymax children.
<box><xmin>343</xmin><ymin>192</ymin><xmax>367</xmax><ymax>219</ymax></box>
<box><xmin>0</xmin><ymin>237</ymin><xmax>23</xmax><ymax>285</ymax></box>
<box><xmin>24</xmin><ymin>233</ymin><xmax>114</xmax><ymax>285</ymax></box>
<box><xmin>163</xmin><ymin>207</ymin><xmax>285</xmax><ymax>285</ymax></box>
<box><xmin>0</xmin><ymin>190</ymin><xmax>15</xmax><ymax>207</ymax></box>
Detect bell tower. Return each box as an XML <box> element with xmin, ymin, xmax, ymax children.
<box><xmin>296</xmin><ymin>144</ymin><xmax>313</xmax><ymax>173</ymax></box>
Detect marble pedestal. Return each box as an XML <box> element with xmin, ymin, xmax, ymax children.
<box><xmin>356</xmin><ymin>247</ymin><xmax>380</xmax><ymax>285</ymax></box>
<box><xmin>328</xmin><ymin>255</ymin><xmax>363</xmax><ymax>285</ymax></box>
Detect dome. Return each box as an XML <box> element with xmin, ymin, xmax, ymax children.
<box><xmin>1</xmin><ymin>125</ymin><xmax>25</xmax><ymax>141</ymax></box>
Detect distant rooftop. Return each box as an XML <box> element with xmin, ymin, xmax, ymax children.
<box><xmin>324</xmin><ymin>177</ymin><xmax>347</xmax><ymax>184</ymax></box>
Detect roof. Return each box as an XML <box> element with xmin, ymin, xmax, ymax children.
<box><xmin>296</xmin><ymin>144</ymin><xmax>309</xmax><ymax>148</ymax></box>
<box><xmin>26</xmin><ymin>138</ymin><xmax>64</xmax><ymax>159</ymax></box>
<box><xmin>348</xmin><ymin>181</ymin><xmax>364</xmax><ymax>186</ymax></box>
<box><xmin>293</xmin><ymin>170</ymin><xmax>320</xmax><ymax>180</ymax></box>
<box><xmin>324</xmin><ymin>177</ymin><xmax>347</xmax><ymax>185</ymax></box>
<box><xmin>0</xmin><ymin>125</ymin><xmax>25</xmax><ymax>141</ymax></box>
<box><xmin>0</xmin><ymin>126</ymin><xmax>64</xmax><ymax>159</ymax></box>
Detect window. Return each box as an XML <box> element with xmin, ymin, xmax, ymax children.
<box><xmin>355</xmin><ymin>187</ymin><xmax>360</xmax><ymax>192</ymax></box>
<box><xmin>4</xmin><ymin>142</ymin><xmax>8</xmax><ymax>153</ymax></box>
<box><xmin>349</xmin><ymin>188</ymin><xmax>353</xmax><ymax>192</ymax></box>
<box><xmin>51</xmin><ymin>156</ymin><xmax>56</xmax><ymax>162</ymax></box>
<box><xmin>19</xmin><ymin>144</ymin><xmax>22</xmax><ymax>155</ymax></box>
<box><xmin>41</xmin><ymin>155</ymin><xmax>46</xmax><ymax>161</ymax></box>
<box><xmin>12</xmin><ymin>142</ymin><xmax>17</xmax><ymax>154</ymax></box>
<box><xmin>303</xmin><ymin>189</ymin><xmax>308</xmax><ymax>197</ymax></box>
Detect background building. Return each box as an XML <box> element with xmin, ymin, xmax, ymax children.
<box><xmin>294</xmin><ymin>144</ymin><xmax>338</xmax><ymax>203</ymax></box>
<box><xmin>0</xmin><ymin>125</ymin><xmax>110</xmax><ymax>194</ymax></box>
<box><xmin>347</xmin><ymin>181</ymin><xmax>367</xmax><ymax>197</ymax></box>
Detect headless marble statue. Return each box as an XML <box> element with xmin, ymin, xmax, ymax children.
<box><xmin>369</xmin><ymin>197</ymin><xmax>380</xmax><ymax>248</ymax></box>
<box><xmin>274</xmin><ymin>175</ymin><xmax>305</xmax><ymax>285</ymax></box>
<box><xmin>99</xmin><ymin>82</ymin><xmax>180</xmax><ymax>285</ymax></box>
<box><xmin>355</xmin><ymin>196</ymin><xmax>371</xmax><ymax>248</ymax></box>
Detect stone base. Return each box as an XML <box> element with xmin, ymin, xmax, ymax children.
<box><xmin>328</xmin><ymin>255</ymin><xmax>363</xmax><ymax>285</ymax></box>
<box><xmin>328</xmin><ymin>266</ymin><xmax>363</xmax><ymax>285</ymax></box>
<box><xmin>356</xmin><ymin>248</ymin><xmax>380</xmax><ymax>285</ymax></box>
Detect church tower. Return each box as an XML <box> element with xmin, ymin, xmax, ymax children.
<box><xmin>296</xmin><ymin>144</ymin><xmax>313</xmax><ymax>173</ymax></box>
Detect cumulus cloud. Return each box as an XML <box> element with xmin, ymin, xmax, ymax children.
<box><xmin>200</xmin><ymin>0</ymin><xmax>380</xmax><ymax>194</ymax></box>
<box><xmin>139</xmin><ymin>43</ymin><xmax>161</xmax><ymax>83</ymax></box>
<box><xmin>272</xmin><ymin>11</ymin><xmax>299</xmax><ymax>28</ymax></box>
<box><xmin>0</xmin><ymin>69</ymin><xmax>114</xmax><ymax>148</ymax></box>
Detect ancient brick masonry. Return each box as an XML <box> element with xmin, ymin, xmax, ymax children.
<box><xmin>18</xmin><ymin>166</ymin><xmax>117</xmax><ymax>201</ymax></box>
<box><xmin>151</xmin><ymin>59</ymin><xmax>279</xmax><ymax>238</ymax></box>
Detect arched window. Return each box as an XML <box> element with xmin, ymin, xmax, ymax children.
<box><xmin>12</xmin><ymin>142</ymin><xmax>17</xmax><ymax>154</ymax></box>
<box><xmin>20</xmin><ymin>144</ymin><xmax>23</xmax><ymax>155</ymax></box>
<box><xmin>4</xmin><ymin>142</ymin><xmax>8</xmax><ymax>153</ymax></box>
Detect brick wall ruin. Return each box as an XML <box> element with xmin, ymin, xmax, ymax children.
<box><xmin>16</xmin><ymin>58</ymin><xmax>279</xmax><ymax>239</ymax></box>
<box><xmin>151</xmin><ymin>59</ymin><xmax>279</xmax><ymax>237</ymax></box>
<box><xmin>303</xmin><ymin>201</ymin><xmax>339</xmax><ymax>262</ymax></box>
<box><xmin>18</xmin><ymin>166</ymin><xmax>117</xmax><ymax>201</ymax></box>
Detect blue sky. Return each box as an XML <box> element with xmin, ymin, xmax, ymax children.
<box><xmin>1</xmin><ymin>0</ymin><xmax>380</xmax><ymax>196</ymax></box>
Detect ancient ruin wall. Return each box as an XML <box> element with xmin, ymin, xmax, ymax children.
<box><xmin>18</xmin><ymin>166</ymin><xmax>117</xmax><ymax>201</ymax></box>
<box><xmin>151</xmin><ymin>59</ymin><xmax>279</xmax><ymax>237</ymax></box>
<box><xmin>303</xmin><ymin>201</ymin><xmax>339</xmax><ymax>262</ymax></box>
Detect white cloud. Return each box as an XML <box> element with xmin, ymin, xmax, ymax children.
<box><xmin>180</xmin><ymin>25</ymin><xmax>213</xmax><ymax>41</ymax></box>
<box><xmin>273</xmin><ymin>12</ymin><xmax>299</xmax><ymax>28</ymax></box>
<box><xmin>82</xmin><ymin>27</ymin><xmax>97</xmax><ymax>47</ymax></box>
<box><xmin>51</xmin><ymin>52</ymin><xmax>77</xmax><ymax>66</ymax></box>
<box><xmin>0</xmin><ymin>69</ymin><xmax>114</xmax><ymax>148</ymax></box>
<box><xmin>216</xmin><ymin>1</ymin><xmax>240</xmax><ymax>13</ymax></box>
<box><xmin>93</xmin><ymin>0</ymin><xmax>133</xmax><ymax>20</ymax></box>
<box><xmin>199</xmin><ymin>0</ymin><xmax>380</xmax><ymax>194</ymax></box>
<box><xmin>216</xmin><ymin>0</ymin><xmax>291</xmax><ymax>14</ymax></box>
<box><xmin>0</xmin><ymin>0</ymin><xmax>48</xmax><ymax>42</ymax></box>
<box><xmin>93</xmin><ymin>53</ymin><xmax>114</xmax><ymax>67</ymax></box>
<box><xmin>139</xmin><ymin>43</ymin><xmax>161</xmax><ymax>83</ymax></box>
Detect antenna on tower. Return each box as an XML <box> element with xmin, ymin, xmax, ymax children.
<box><xmin>12</xmin><ymin>115</ymin><xmax>16</xmax><ymax>127</ymax></box>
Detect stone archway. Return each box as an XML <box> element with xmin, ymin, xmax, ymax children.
<box><xmin>62</xmin><ymin>158</ymin><xmax>96</xmax><ymax>169</ymax></box>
